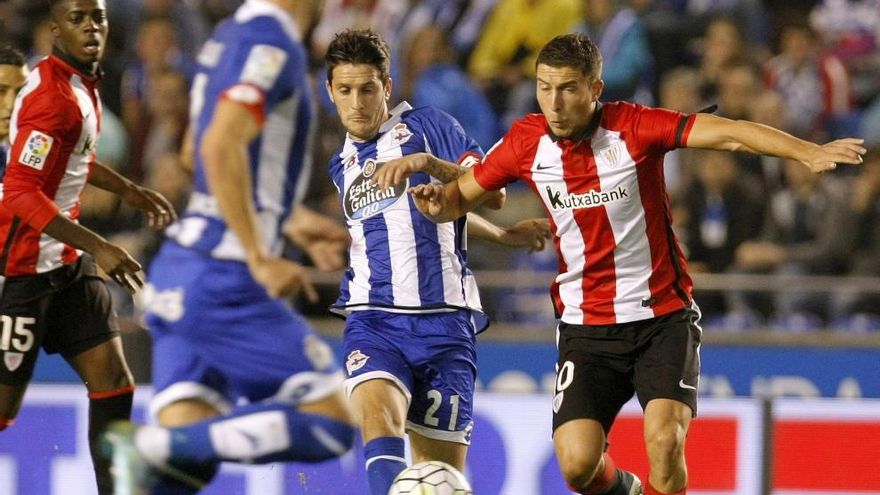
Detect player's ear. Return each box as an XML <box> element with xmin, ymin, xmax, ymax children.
<box><xmin>384</xmin><ymin>77</ymin><xmax>392</xmax><ymax>101</ymax></box>
<box><xmin>591</xmin><ymin>78</ymin><xmax>604</xmax><ymax>102</ymax></box>
<box><xmin>325</xmin><ymin>80</ymin><xmax>335</xmax><ymax>104</ymax></box>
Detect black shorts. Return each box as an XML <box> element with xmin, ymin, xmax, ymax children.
<box><xmin>0</xmin><ymin>255</ymin><xmax>119</xmax><ymax>385</ymax></box>
<box><xmin>552</xmin><ymin>305</ymin><xmax>702</xmax><ymax>434</ymax></box>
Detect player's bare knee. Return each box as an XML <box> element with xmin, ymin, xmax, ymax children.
<box><xmin>645</xmin><ymin>424</ymin><xmax>686</xmax><ymax>465</ymax></box>
<box><xmin>557</xmin><ymin>448</ymin><xmax>603</xmax><ymax>488</ymax></box>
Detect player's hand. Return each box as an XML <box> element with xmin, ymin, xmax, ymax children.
<box><xmin>372</xmin><ymin>153</ymin><xmax>431</xmax><ymax>190</ymax></box>
<box><xmin>801</xmin><ymin>138</ymin><xmax>866</xmax><ymax>174</ymax></box>
<box><xmin>94</xmin><ymin>240</ymin><xmax>144</xmax><ymax>293</ymax></box>
<box><xmin>248</xmin><ymin>255</ymin><xmax>319</xmax><ymax>302</ymax></box>
<box><xmin>500</xmin><ymin>218</ymin><xmax>553</xmax><ymax>253</ymax></box>
<box><xmin>409</xmin><ymin>183</ymin><xmax>447</xmax><ymax>219</ymax></box>
<box><xmin>122</xmin><ymin>185</ymin><xmax>178</xmax><ymax>229</ymax></box>
<box><xmin>284</xmin><ymin>209</ymin><xmax>350</xmax><ymax>272</ymax></box>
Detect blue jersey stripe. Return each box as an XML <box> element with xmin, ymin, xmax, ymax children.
<box><xmin>364</xmin><ymin>216</ymin><xmax>394</xmax><ymax>304</ymax></box>
<box><xmin>408</xmin><ymin>192</ymin><xmax>444</xmax><ymax>305</ymax></box>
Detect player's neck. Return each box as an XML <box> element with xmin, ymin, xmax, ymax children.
<box><xmin>52</xmin><ymin>46</ymin><xmax>100</xmax><ymax>78</ymax></box>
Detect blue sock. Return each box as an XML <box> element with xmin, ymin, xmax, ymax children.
<box><xmin>165</xmin><ymin>403</ymin><xmax>354</xmax><ymax>465</ymax></box>
<box><xmin>364</xmin><ymin>436</ymin><xmax>407</xmax><ymax>495</ymax></box>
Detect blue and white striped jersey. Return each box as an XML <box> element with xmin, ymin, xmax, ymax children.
<box><xmin>166</xmin><ymin>0</ymin><xmax>313</xmax><ymax>260</ymax></box>
<box><xmin>329</xmin><ymin>102</ymin><xmax>488</xmax><ymax>330</ymax></box>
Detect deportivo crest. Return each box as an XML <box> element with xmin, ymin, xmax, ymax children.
<box><xmin>390</xmin><ymin>123</ymin><xmax>413</xmax><ymax>146</ymax></box>
<box><xmin>4</xmin><ymin>352</ymin><xmax>23</xmax><ymax>372</ymax></box>
<box><xmin>19</xmin><ymin>130</ymin><xmax>53</xmax><ymax>170</ymax></box>
<box><xmin>346</xmin><ymin>350</ymin><xmax>369</xmax><ymax>375</ymax></box>
<box><xmin>343</xmin><ymin>160</ymin><xmax>408</xmax><ymax>221</ymax></box>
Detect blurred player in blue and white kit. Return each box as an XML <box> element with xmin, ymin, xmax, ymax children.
<box><xmin>104</xmin><ymin>1</ymin><xmax>356</xmax><ymax>492</ymax></box>
<box><xmin>324</xmin><ymin>29</ymin><xmax>551</xmax><ymax>495</ymax></box>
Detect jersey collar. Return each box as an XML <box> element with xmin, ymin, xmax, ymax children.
<box><xmin>51</xmin><ymin>47</ymin><xmax>103</xmax><ymax>81</ymax></box>
<box><xmin>548</xmin><ymin>101</ymin><xmax>603</xmax><ymax>145</ymax></box>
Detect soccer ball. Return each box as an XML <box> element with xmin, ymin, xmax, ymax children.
<box><xmin>388</xmin><ymin>461</ymin><xmax>473</xmax><ymax>495</ymax></box>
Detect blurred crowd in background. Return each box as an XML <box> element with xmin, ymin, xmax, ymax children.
<box><xmin>1</xmin><ymin>0</ymin><xmax>879</xmax><ymax>334</ymax></box>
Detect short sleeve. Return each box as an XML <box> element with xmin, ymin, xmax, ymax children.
<box><xmin>630</xmin><ymin>104</ymin><xmax>696</xmax><ymax>152</ymax></box>
<box><xmin>418</xmin><ymin>108</ymin><xmax>483</xmax><ymax>166</ymax></box>
<box><xmin>472</xmin><ymin>134</ymin><xmax>521</xmax><ymax>191</ymax></box>
<box><xmin>216</xmin><ymin>21</ymin><xmax>296</xmax><ymax>126</ymax></box>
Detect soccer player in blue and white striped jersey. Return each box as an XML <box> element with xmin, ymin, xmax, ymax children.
<box><xmin>324</xmin><ymin>29</ymin><xmax>551</xmax><ymax>495</ymax></box>
<box><xmin>104</xmin><ymin>1</ymin><xmax>357</xmax><ymax>492</ymax></box>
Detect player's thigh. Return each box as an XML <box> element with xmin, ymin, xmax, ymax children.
<box><xmin>409</xmin><ymin>429</ymin><xmax>468</xmax><ymax>471</ymax></box>
<box><xmin>406</xmin><ymin>311</ymin><xmax>477</xmax><ymax>445</ymax></box>
<box><xmin>553</xmin><ymin>323</ymin><xmax>635</xmax><ymax>435</ymax></box>
<box><xmin>348</xmin><ymin>378</ymin><xmax>409</xmax><ymax>437</ymax></box>
<box><xmin>50</xmin><ymin>270</ymin><xmax>132</xmax><ymax>391</ymax></box>
<box><xmin>632</xmin><ymin>307</ymin><xmax>701</xmax><ymax>417</ymax></box>
<box><xmin>157</xmin><ymin>399</ymin><xmax>223</xmax><ymax>428</ymax></box>
<box><xmin>342</xmin><ymin>311</ymin><xmax>415</xmax><ymax>409</ymax></box>
<box><xmin>66</xmin><ymin>337</ymin><xmax>133</xmax><ymax>392</ymax></box>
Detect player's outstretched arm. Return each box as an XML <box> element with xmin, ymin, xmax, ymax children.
<box><xmin>410</xmin><ymin>168</ymin><xmax>494</xmax><ymax>223</ymax></box>
<box><xmin>201</xmin><ymin>99</ymin><xmax>317</xmax><ymax>300</ymax></box>
<box><xmin>686</xmin><ymin>113</ymin><xmax>866</xmax><ymax>173</ymax></box>
<box><xmin>467</xmin><ymin>214</ymin><xmax>552</xmax><ymax>253</ymax></box>
<box><xmin>88</xmin><ymin>162</ymin><xmax>177</xmax><ymax>229</ymax></box>
<box><xmin>374</xmin><ymin>152</ymin><xmax>506</xmax><ymax>209</ymax></box>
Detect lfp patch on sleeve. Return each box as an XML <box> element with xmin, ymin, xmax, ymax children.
<box><xmin>18</xmin><ymin>130</ymin><xmax>53</xmax><ymax>171</ymax></box>
<box><xmin>240</xmin><ymin>44</ymin><xmax>288</xmax><ymax>90</ymax></box>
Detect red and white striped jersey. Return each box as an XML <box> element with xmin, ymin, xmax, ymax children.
<box><xmin>473</xmin><ymin>102</ymin><xmax>696</xmax><ymax>325</ymax></box>
<box><xmin>0</xmin><ymin>53</ymin><xmax>101</xmax><ymax>276</ymax></box>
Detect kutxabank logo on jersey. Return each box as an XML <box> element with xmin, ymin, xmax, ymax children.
<box><xmin>545</xmin><ymin>185</ymin><xmax>630</xmax><ymax>211</ymax></box>
<box><xmin>343</xmin><ymin>159</ymin><xmax>408</xmax><ymax>221</ymax></box>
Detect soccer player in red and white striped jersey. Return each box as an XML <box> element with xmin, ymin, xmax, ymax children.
<box><xmin>378</xmin><ymin>33</ymin><xmax>866</xmax><ymax>495</ymax></box>
<box><xmin>0</xmin><ymin>1</ymin><xmax>176</xmax><ymax>493</ymax></box>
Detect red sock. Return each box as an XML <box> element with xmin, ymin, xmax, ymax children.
<box><xmin>568</xmin><ymin>453</ymin><xmax>618</xmax><ymax>494</ymax></box>
<box><xmin>645</xmin><ymin>480</ymin><xmax>686</xmax><ymax>495</ymax></box>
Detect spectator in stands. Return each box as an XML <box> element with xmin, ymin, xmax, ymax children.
<box><xmin>395</xmin><ymin>0</ymin><xmax>498</xmax><ymax>64</ymax></box>
<box><xmin>121</xmin><ymin>16</ymin><xmax>193</xmax><ymax>179</ymax></box>
<box><xmin>682</xmin><ymin>150</ymin><xmax>764</xmax><ymax>316</ymax></box>
<box><xmin>732</xmin><ymin>159</ymin><xmax>855</xmax><ymax>320</ymax></box>
<box><xmin>764</xmin><ymin>24</ymin><xmax>852</xmax><ymax>139</ymax></box>
<box><xmin>832</xmin><ymin>148</ymin><xmax>880</xmax><ymax>320</ymax></box>
<box><xmin>575</xmin><ymin>0</ymin><xmax>654</xmax><ymax>104</ymax></box>
<box><xmin>141</xmin><ymin>67</ymin><xmax>188</xmax><ymax>175</ymax></box>
<box><xmin>698</xmin><ymin>16</ymin><xmax>749</xmax><ymax>100</ymax></box>
<box><xmin>468</xmin><ymin>0</ymin><xmax>581</xmax><ymax>126</ymax></box>
<box><xmin>400</xmin><ymin>25</ymin><xmax>501</xmax><ymax>151</ymax></box>
<box><xmin>658</xmin><ymin>67</ymin><xmax>705</xmax><ymax>196</ymax></box>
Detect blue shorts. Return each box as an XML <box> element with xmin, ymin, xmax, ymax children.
<box><xmin>144</xmin><ymin>243</ymin><xmax>343</xmax><ymax>418</ymax></box>
<box><xmin>342</xmin><ymin>310</ymin><xmax>477</xmax><ymax>444</ymax></box>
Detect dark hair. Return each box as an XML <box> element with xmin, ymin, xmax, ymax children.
<box><xmin>324</xmin><ymin>29</ymin><xmax>391</xmax><ymax>84</ymax></box>
<box><xmin>536</xmin><ymin>33</ymin><xmax>603</xmax><ymax>79</ymax></box>
<box><xmin>0</xmin><ymin>45</ymin><xmax>26</xmax><ymax>67</ymax></box>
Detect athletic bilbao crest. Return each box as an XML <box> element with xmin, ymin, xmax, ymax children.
<box><xmin>4</xmin><ymin>351</ymin><xmax>23</xmax><ymax>371</ymax></box>
<box><xmin>597</xmin><ymin>142</ymin><xmax>627</xmax><ymax>169</ymax></box>
<box><xmin>343</xmin><ymin>159</ymin><xmax>408</xmax><ymax>221</ymax></box>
